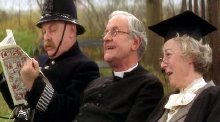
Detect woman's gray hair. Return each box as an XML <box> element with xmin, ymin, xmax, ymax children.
<box><xmin>173</xmin><ymin>34</ymin><xmax>212</xmax><ymax>74</ymax></box>
<box><xmin>109</xmin><ymin>10</ymin><xmax>148</xmax><ymax>60</ymax></box>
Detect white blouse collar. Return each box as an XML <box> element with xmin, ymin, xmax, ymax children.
<box><xmin>180</xmin><ymin>77</ymin><xmax>207</xmax><ymax>93</ymax></box>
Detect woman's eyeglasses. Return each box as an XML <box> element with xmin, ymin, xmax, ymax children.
<box><xmin>159</xmin><ymin>52</ymin><xmax>173</xmax><ymax>63</ymax></box>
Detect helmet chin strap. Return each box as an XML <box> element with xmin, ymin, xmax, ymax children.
<box><xmin>50</xmin><ymin>21</ymin><xmax>67</xmax><ymax>58</ymax></box>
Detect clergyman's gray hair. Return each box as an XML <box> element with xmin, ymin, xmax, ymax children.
<box><xmin>109</xmin><ymin>10</ymin><xmax>148</xmax><ymax>60</ymax></box>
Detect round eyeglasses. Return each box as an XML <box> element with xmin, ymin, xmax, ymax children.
<box><xmin>103</xmin><ymin>26</ymin><xmax>130</xmax><ymax>37</ymax></box>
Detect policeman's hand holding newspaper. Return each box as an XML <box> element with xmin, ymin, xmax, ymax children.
<box><xmin>20</xmin><ymin>58</ymin><xmax>40</xmax><ymax>90</ymax></box>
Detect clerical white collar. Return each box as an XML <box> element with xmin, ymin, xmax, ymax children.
<box><xmin>113</xmin><ymin>63</ymin><xmax>138</xmax><ymax>78</ymax></box>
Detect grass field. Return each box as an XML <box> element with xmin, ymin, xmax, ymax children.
<box><xmin>0</xmin><ymin>93</ymin><xmax>13</xmax><ymax>122</ymax></box>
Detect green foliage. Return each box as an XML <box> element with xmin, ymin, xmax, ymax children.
<box><xmin>0</xmin><ymin>11</ymin><xmax>41</xmax><ymax>121</ymax></box>
<box><xmin>100</xmin><ymin>68</ymin><xmax>112</xmax><ymax>76</ymax></box>
<box><xmin>0</xmin><ymin>2</ymin><xmax>175</xmax><ymax>117</ymax></box>
<box><xmin>0</xmin><ymin>10</ymin><xmax>41</xmax><ymax>57</ymax></box>
<box><xmin>81</xmin><ymin>47</ymin><xmax>103</xmax><ymax>60</ymax></box>
<box><xmin>0</xmin><ymin>29</ymin><xmax>40</xmax><ymax>57</ymax></box>
<box><xmin>13</xmin><ymin>29</ymin><xmax>39</xmax><ymax>56</ymax></box>
<box><xmin>0</xmin><ymin>93</ymin><xmax>12</xmax><ymax>122</ymax></box>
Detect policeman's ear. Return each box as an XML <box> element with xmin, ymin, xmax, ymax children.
<box><xmin>69</xmin><ymin>24</ymin><xmax>77</xmax><ymax>38</ymax></box>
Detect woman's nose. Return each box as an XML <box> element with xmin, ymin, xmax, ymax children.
<box><xmin>160</xmin><ymin>58</ymin><xmax>168</xmax><ymax>70</ymax></box>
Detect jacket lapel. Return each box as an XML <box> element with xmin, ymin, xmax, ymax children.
<box><xmin>169</xmin><ymin>82</ymin><xmax>215</xmax><ymax>122</ymax></box>
<box><xmin>169</xmin><ymin>103</ymin><xmax>192</xmax><ymax>122</ymax></box>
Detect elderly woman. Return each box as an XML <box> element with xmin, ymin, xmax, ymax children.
<box><xmin>146</xmin><ymin>11</ymin><xmax>220</xmax><ymax>122</ymax></box>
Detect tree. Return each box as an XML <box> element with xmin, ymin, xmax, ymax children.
<box><xmin>194</xmin><ymin>0</ymin><xmax>198</xmax><ymax>14</ymax></box>
<box><xmin>189</xmin><ymin>0</ymin><xmax>192</xmax><ymax>11</ymax></box>
<box><xmin>180</xmin><ymin>0</ymin><xmax>187</xmax><ymax>13</ymax></box>
<box><xmin>207</xmin><ymin>0</ymin><xmax>220</xmax><ymax>85</ymax></box>
<box><xmin>143</xmin><ymin>0</ymin><xmax>163</xmax><ymax>72</ymax></box>
<box><xmin>201</xmin><ymin>0</ymin><xmax>205</xmax><ymax>18</ymax></box>
<box><xmin>36</xmin><ymin>0</ymin><xmax>44</xmax><ymax>11</ymax></box>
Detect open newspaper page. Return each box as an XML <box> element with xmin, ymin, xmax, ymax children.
<box><xmin>0</xmin><ymin>30</ymin><xmax>28</xmax><ymax>106</ymax></box>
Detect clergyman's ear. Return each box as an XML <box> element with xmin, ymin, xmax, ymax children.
<box><xmin>131</xmin><ymin>37</ymin><xmax>141</xmax><ymax>50</ymax></box>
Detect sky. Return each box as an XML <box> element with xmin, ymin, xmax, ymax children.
<box><xmin>0</xmin><ymin>0</ymin><xmax>182</xmax><ymax>12</ymax></box>
<box><xmin>0</xmin><ymin>0</ymin><xmax>135</xmax><ymax>11</ymax></box>
<box><xmin>0</xmin><ymin>0</ymin><xmax>39</xmax><ymax>11</ymax></box>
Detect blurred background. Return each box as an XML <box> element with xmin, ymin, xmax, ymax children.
<box><xmin>0</xmin><ymin>0</ymin><xmax>220</xmax><ymax>121</ymax></box>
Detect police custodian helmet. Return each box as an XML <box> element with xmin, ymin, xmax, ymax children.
<box><xmin>36</xmin><ymin>0</ymin><xmax>85</xmax><ymax>35</ymax></box>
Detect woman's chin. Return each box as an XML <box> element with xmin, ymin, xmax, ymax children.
<box><xmin>169</xmin><ymin>80</ymin><xmax>177</xmax><ymax>88</ymax></box>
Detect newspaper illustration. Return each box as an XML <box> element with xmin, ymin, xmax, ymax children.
<box><xmin>0</xmin><ymin>29</ymin><xmax>52</xmax><ymax>106</ymax></box>
<box><xmin>0</xmin><ymin>29</ymin><xmax>28</xmax><ymax>105</ymax></box>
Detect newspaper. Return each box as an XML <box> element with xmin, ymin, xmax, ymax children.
<box><xmin>0</xmin><ymin>29</ymin><xmax>28</xmax><ymax>105</ymax></box>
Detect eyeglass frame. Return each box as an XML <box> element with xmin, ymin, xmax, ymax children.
<box><xmin>103</xmin><ymin>26</ymin><xmax>130</xmax><ymax>37</ymax></box>
<box><xmin>159</xmin><ymin>57</ymin><xmax>168</xmax><ymax>63</ymax></box>
<box><xmin>159</xmin><ymin>50</ymin><xmax>174</xmax><ymax>63</ymax></box>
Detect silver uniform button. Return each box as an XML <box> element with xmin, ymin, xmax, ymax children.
<box><xmin>102</xmin><ymin>84</ymin><xmax>107</xmax><ymax>88</ymax></box>
<box><xmin>78</xmin><ymin>112</ymin><xmax>83</xmax><ymax>116</ymax></box>
<box><xmin>98</xmin><ymin>93</ymin><xmax>103</xmax><ymax>98</ymax></box>
<box><xmin>44</xmin><ymin>66</ymin><xmax>49</xmax><ymax>69</ymax></box>
<box><xmin>51</xmin><ymin>61</ymin><xmax>55</xmax><ymax>65</ymax></box>
<box><xmin>96</xmin><ymin>102</ymin><xmax>100</xmax><ymax>106</ymax></box>
<box><xmin>83</xmin><ymin>104</ymin><xmax>88</xmax><ymax>107</ymax></box>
